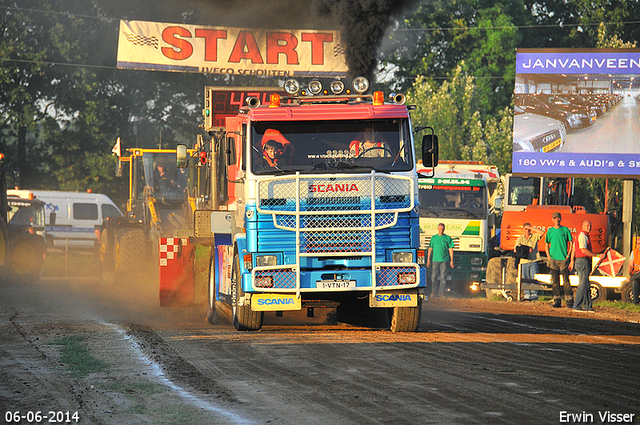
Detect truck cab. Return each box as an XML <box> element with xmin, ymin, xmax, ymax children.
<box><xmin>174</xmin><ymin>78</ymin><xmax>438</xmax><ymax>332</ymax></box>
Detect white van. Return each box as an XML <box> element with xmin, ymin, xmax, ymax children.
<box><xmin>29</xmin><ymin>191</ymin><xmax>123</xmax><ymax>249</ymax></box>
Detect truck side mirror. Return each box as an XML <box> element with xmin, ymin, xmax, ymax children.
<box><xmin>493</xmin><ymin>196</ymin><xmax>503</xmax><ymax>211</ymax></box>
<box><xmin>422</xmin><ymin>134</ymin><xmax>439</xmax><ymax>167</ymax></box>
<box><xmin>49</xmin><ymin>212</ymin><xmax>56</xmax><ymax>226</ymax></box>
<box><xmin>176</xmin><ymin>144</ymin><xmax>188</xmax><ymax>168</ymax></box>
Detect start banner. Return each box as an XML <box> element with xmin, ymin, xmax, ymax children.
<box><xmin>117</xmin><ymin>20</ymin><xmax>348</xmax><ymax>78</ymax></box>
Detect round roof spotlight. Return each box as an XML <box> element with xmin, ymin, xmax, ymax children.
<box><xmin>308</xmin><ymin>79</ymin><xmax>323</xmax><ymax>95</ymax></box>
<box><xmin>283</xmin><ymin>79</ymin><xmax>300</xmax><ymax>95</ymax></box>
<box><xmin>330</xmin><ymin>80</ymin><xmax>345</xmax><ymax>95</ymax></box>
<box><xmin>352</xmin><ymin>76</ymin><xmax>370</xmax><ymax>94</ymax></box>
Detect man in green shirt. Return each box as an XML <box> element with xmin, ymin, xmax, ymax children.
<box><xmin>427</xmin><ymin>223</ymin><xmax>454</xmax><ymax>298</ymax></box>
<box><xmin>544</xmin><ymin>212</ymin><xmax>573</xmax><ymax>308</ymax></box>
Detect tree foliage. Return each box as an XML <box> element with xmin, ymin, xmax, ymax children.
<box><xmin>408</xmin><ymin>63</ymin><xmax>513</xmax><ymax>173</ymax></box>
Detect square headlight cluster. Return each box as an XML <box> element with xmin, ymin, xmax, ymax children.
<box><xmin>392</xmin><ymin>251</ymin><xmax>413</xmax><ymax>263</ymax></box>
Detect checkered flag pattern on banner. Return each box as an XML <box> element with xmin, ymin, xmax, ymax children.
<box><xmin>595</xmin><ymin>248</ymin><xmax>626</xmax><ymax>277</ymax></box>
<box><xmin>124</xmin><ymin>32</ymin><xmax>159</xmax><ymax>49</ymax></box>
<box><xmin>333</xmin><ymin>44</ymin><xmax>345</xmax><ymax>57</ymax></box>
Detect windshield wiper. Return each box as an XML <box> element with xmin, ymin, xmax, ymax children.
<box><xmin>419</xmin><ymin>206</ymin><xmax>439</xmax><ymax>217</ymax></box>
<box><xmin>335</xmin><ymin>163</ymin><xmax>390</xmax><ymax>173</ymax></box>
<box><xmin>443</xmin><ymin>207</ymin><xmax>482</xmax><ymax>218</ymax></box>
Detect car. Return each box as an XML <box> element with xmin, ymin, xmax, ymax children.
<box><xmin>513</xmin><ymin>105</ymin><xmax>566</xmax><ymax>153</ymax></box>
<box><xmin>515</xmin><ymin>94</ymin><xmax>595</xmax><ymax>131</ymax></box>
<box><xmin>556</xmin><ymin>94</ymin><xmax>606</xmax><ymax>117</ymax></box>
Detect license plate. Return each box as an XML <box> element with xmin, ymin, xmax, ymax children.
<box><xmin>542</xmin><ymin>138</ymin><xmax>561</xmax><ymax>153</ymax></box>
<box><xmin>316</xmin><ymin>280</ymin><xmax>356</xmax><ymax>289</ymax></box>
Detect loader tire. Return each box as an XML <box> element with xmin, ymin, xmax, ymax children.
<box><xmin>9</xmin><ymin>239</ymin><xmax>43</xmax><ymax>283</ymax></box>
<box><xmin>114</xmin><ymin>228</ymin><xmax>149</xmax><ymax>281</ymax></box>
<box><xmin>231</xmin><ymin>255</ymin><xmax>263</xmax><ymax>331</ymax></box>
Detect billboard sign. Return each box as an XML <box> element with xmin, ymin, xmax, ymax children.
<box><xmin>513</xmin><ymin>48</ymin><xmax>640</xmax><ymax>178</ymax></box>
<box><xmin>117</xmin><ymin>20</ymin><xmax>348</xmax><ymax>78</ymax></box>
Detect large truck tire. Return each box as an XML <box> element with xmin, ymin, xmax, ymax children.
<box><xmin>9</xmin><ymin>239</ymin><xmax>44</xmax><ymax>282</ymax></box>
<box><xmin>389</xmin><ymin>298</ymin><xmax>422</xmax><ymax>332</ymax></box>
<box><xmin>113</xmin><ymin>228</ymin><xmax>149</xmax><ymax>283</ymax></box>
<box><xmin>231</xmin><ymin>255</ymin><xmax>263</xmax><ymax>331</ymax></box>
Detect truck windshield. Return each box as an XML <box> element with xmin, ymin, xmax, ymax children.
<box><xmin>7</xmin><ymin>201</ymin><xmax>45</xmax><ymax>228</ymax></box>
<box><xmin>507</xmin><ymin>176</ymin><xmax>541</xmax><ymax>207</ymax></box>
<box><xmin>419</xmin><ymin>185</ymin><xmax>487</xmax><ymax>219</ymax></box>
<box><xmin>250</xmin><ymin>119</ymin><xmax>413</xmax><ymax>175</ymax></box>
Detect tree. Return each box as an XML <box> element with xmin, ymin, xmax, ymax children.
<box><xmin>408</xmin><ymin>62</ymin><xmax>512</xmax><ymax>172</ymax></box>
<box><xmin>381</xmin><ymin>0</ymin><xmax>525</xmax><ymax>116</ymax></box>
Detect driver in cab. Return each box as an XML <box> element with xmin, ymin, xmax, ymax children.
<box><xmin>349</xmin><ymin>125</ymin><xmax>391</xmax><ymax>158</ymax></box>
<box><xmin>256</xmin><ymin>128</ymin><xmax>294</xmax><ymax>170</ymax></box>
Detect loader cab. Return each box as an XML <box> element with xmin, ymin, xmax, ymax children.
<box><xmin>128</xmin><ymin>150</ymin><xmax>188</xmax><ymax>214</ymax></box>
<box><xmin>503</xmin><ymin>174</ymin><xmax>573</xmax><ymax>212</ymax></box>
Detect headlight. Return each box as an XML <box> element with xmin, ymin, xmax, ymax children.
<box><xmin>352</xmin><ymin>76</ymin><xmax>369</xmax><ymax>94</ymax></box>
<box><xmin>330</xmin><ymin>80</ymin><xmax>345</xmax><ymax>94</ymax></box>
<box><xmin>470</xmin><ymin>257</ymin><xmax>484</xmax><ymax>266</ymax></box>
<box><xmin>392</xmin><ymin>252</ymin><xmax>413</xmax><ymax>263</ymax></box>
<box><xmin>255</xmin><ymin>255</ymin><xmax>277</xmax><ymax>267</ymax></box>
<box><xmin>308</xmin><ymin>80</ymin><xmax>323</xmax><ymax>95</ymax></box>
<box><xmin>284</xmin><ymin>79</ymin><xmax>300</xmax><ymax>95</ymax></box>
<box><xmin>398</xmin><ymin>273</ymin><xmax>417</xmax><ymax>284</ymax></box>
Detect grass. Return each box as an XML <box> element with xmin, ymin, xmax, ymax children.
<box><xmin>50</xmin><ymin>335</ymin><xmax>108</xmax><ymax>378</ymax></box>
<box><xmin>594</xmin><ymin>300</ymin><xmax>640</xmax><ymax>312</ymax></box>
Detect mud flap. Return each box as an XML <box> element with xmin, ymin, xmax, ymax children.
<box><xmin>159</xmin><ymin>237</ymin><xmax>196</xmax><ymax>307</ymax></box>
<box><xmin>369</xmin><ymin>289</ymin><xmax>419</xmax><ymax>307</ymax></box>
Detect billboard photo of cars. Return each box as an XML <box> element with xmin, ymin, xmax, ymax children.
<box><xmin>513</xmin><ymin>48</ymin><xmax>640</xmax><ymax>178</ymax></box>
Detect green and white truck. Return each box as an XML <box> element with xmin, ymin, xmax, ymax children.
<box><xmin>417</xmin><ymin>161</ymin><xmax>501</xmax><ymax>294</ymax></box>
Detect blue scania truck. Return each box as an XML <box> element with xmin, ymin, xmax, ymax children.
<box><xmin>163</xmin><ymin>78</ymin><xmax>438</xmax><ymax>332</ymax></box>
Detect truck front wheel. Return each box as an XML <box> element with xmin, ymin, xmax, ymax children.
<box><xmin>231</xmin><ymin>255</ymin><xmax>263</xmax><ymax>331</ymax></box>
<box><xmin>388</xmin><ymin>298</ymin><xmax>422</xmax><ymax>332</ymax></box>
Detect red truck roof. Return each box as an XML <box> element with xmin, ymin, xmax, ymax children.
<box><xmin>247</xmin><ymin>102</ymin><xmax>410</xmax><ymax>122</ymax></box>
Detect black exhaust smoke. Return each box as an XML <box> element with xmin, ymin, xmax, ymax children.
<box><xmin>312</xmin><ymin>0</ymin><xmax>420</xmax><ymax>79</ymax></box>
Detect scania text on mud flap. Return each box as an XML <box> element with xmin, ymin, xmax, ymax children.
<box><xmin>168</xmin><ymin>77</ymin><xmax>439</xmax><ymax>332</ymax></box>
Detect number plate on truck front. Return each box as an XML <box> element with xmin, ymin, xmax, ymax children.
<box><xmin>316</xmin><ymin>280</ymin><xmax>356</xmax><ymax>289</ymax></box>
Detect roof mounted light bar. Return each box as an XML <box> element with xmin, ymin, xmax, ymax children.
<box><xmin>279</xmin><ymin>77</ymin><xmax>406</xmax><ymax>105</ymax></box>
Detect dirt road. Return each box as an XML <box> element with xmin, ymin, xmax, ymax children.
<box><xmin>1</xmin><ymin>275</ymin><xmax>639</xmax><ymax>424</ymax></box>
